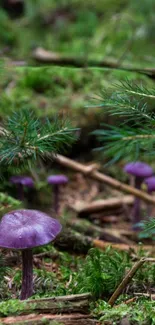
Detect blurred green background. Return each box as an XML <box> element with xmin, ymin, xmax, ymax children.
<box><xmin>0</xmin><ymin>0</ymin><xmax>155</xmax><ymax>125</ymax></box>
<box><xmin>0</xmin><ymin>0</ymin><xmax>155</xmax><ymax>142</ymax></box>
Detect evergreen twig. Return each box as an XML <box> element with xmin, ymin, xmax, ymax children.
<box><xmin>93</xmin><ymin>81</ymin><xmax>155</xmax><ymax>163</ymax></box>
<box><xmin>0</xmin><ymin>109</ymin><xmax>78</xmax><ymax>171</ymax></box>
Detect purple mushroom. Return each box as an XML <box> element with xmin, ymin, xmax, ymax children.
<box><xmin>144</xmin><ymin>176</ymin><xmax>155</xmax><ymax>217</ymax></box>
<box><xmin>0</xmin><ymin>209</ymin><xmax>62</xmax><ymax>300</ymax></box>
<box><xmin>10</xmin><ymin>176</ymin><xmax>34</xmax><ymax>201</ymax></box>
<box><xmin>124</xmin><ymin>162</ymin><xmax>153</xmax><ymax>228</ymax></box>
<box><xmin>47</xmin><ymin>175</ymin><xmax>68</xmax><ymax>215</ymax></box>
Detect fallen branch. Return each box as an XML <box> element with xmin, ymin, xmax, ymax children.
<box><xmin>108</xmin><ymin>257</ymin><xmax>155</xmax><ymax>306</ymax></box>
<box><xmin>54</xmin><ymin>154</ymin><xmax>155</xmax><ymax>205</ymax></box>
<box><xmin>71</xmin><ymin>196</ymin><xmax>134</xmax><ymax>214</ymax></box>
<box><xmin>89</xmin><ymin>208</ymin><xmax>123</xmax><ymax>219</ymax></box>
<box><xmin>66</xmin><ymin>217</ymin><xmax>135</xmax><ymax>245</ymax></box>
<box><xmin>134</xmin><ymin>293</ymin><xmax>155</xmax><ymax>299</ymax></box>
<box><xmin>55</xmin><ymin>228</ymin><xmax>92</xmax><ymax>253</ymax></box>
<box><xmin>26</xmin><ymin>292</ymin><xmax>91</xmax><ymax>304</ymax></box>
<box><xmin>55</xmin><ymin>228</ymin><xmax>154</xmax><ymax>253</ymax></box>
<box><xmin>0</xmin><ymin>294</ymin><xmax>91</xmax><ymax>318</ymax></box>
<box><xmin>114</xmin><ymin>297</ymin><xmax>137</xmax><ymax>308</ymax></box>
<box><xmin>93</xmin><ymin>239</ymin><xmax>154</xmax><ymax>252</ymax></box>
<box><xmin>32</xmin><ymin>47</ymin><xmax>155</xmax><ymax>79</ymax></box>
<box><xmin>0</xmin><ymin>313</ymin><xmax>98</xmax><ymax>325</ymax></box>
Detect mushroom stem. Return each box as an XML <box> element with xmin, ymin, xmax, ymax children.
<box><xmin>18</xmin><ymin>184</ymin><xmax>24</xmax><ymax>201</ymax></box>
<box><xmin>53</xmin><ymin>184</ymin><xmax>59</xmax><ymax>215</ymax></box>
<box><xmin>132</xmin><ymin>178</ymin><xmax>143</xmax><ymax>228</ymax></box>
<box><xmin>20</xmin><ymin>249</ymin><xmax>33</xmax><ymax>300</ymax></box>
<box><xmin>147</xmin><ymin>190</ymin><xmax>152</xmax><ymax>218</ymax></box>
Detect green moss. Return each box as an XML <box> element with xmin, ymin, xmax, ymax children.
<box><xmin>0</xmin><ymin>0</ymin><xmax>154</xmax><ymax>68</ymax></box>
<box><xmin>93</xmin><ymin>298</ymin><xmax>155</xmax><ymax>324</ymax></box>
<box><xmin>1</xmin><ymin>246</ymin><xmax>155</xmax><ymax>322</ymax></box>
<box><xmin>0</xmin><ymin>65</ymin><xmax>154</xmax><ymax>130</ymax></box>
<box><xmin>0</xmin><ymin>10</ymin><xmax>16</xmax><ymax>46</ymax></box>
<box><xmin>0</xmin><ymin>299</ymin><xmax>27</xmax><ymax>316</ymax></box>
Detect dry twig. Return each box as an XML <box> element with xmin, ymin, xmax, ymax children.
<box><xmin>0</xmin><ymin>313</ymin><xmax>98</xmax><ymax>325</ymax></box>
<box><xmin>108</xmin><ymin>257</ymin><xmax>155</xmax><ymax>306</ymax></box>
<box><xmin>54</xmin><ymin>154</ymin><xmax>155</xmax><ymax>205</ymax></box>
<box><xmin>71</xmin><ymin>196</ymin><xmax>134</xmax><ymax>214</ymax></box>
<box><xmin>66</xmin><ymin>217</ymin><xmax>135</xmax><ymax>245</ymax></box>
<box><xmin>32</xmin><ymin>47</ymin><xmax>155</xmax><ymax>79</ymax></box>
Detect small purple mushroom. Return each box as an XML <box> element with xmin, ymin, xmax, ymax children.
<box><xmin>124</xmin><ymin>162</ymin><xmax>153</xmax><ymax>228</ymax></box>
<box><xmin>10</xmin><ymin>176</ymin><xmax>34</xmax><ymax>201</ymax></box>
<box><xmin>144</xmin><ymin>176</ymin><xmax>155</xmax><ymax>217</ymax></box>
<box><xmin>47</xmin><ymin>175</ymin><xmax>68</xmax><ymax>215</ymax></box>
<box><xmin>0</xmin><ymin>209</ymin><xmax>62</xmax><ymax>300</ymax></box>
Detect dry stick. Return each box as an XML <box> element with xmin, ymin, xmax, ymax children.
<box><xmin>31</xmin><ymin>48</ymin><xmax>126</xmax><ymax>68</ymax></box>
<box><xmin>32</xmin><ymin>47</ymin><xmax>155</xmax><ymax>78</ymax></box>
<box><xmin>92</xmin><ymin>239</ymin><xmax>154</xmax><ymax>252</ymax></box>
<box><xmin>22</xmin><ymin>293</ymin><xmax>91</xmax><ymax>315</ymax></box>
<box><xmin>108</xmin><ymin>257</ymin><xmax>155</xmax><ymax>306</ymax></box>
<box><xmin>0</xmin><ymin>294</ymin><xmax>91</xmax><ymax>319</ymax></box>
<box><xmin>66</xmin><ymin>217</ymin><xmax>135</xmax><ymax>245</ymax></box>
<box><xmin>56</xmin><ymin>227</ymin><xmax>154</xmax><ymax>253</ymax></box>
<box><xmin>134</xmin><ymin>293</ymin><xmax>155</xmax><ymax>299</ymax></box>
<box><xmin>26</xmin><ymin>292</ymin><xmax>91</xmax><ymax>304</ymax></box>
<box><xmin>114</xmin><ymin>297</ymin><xmax>137</xmax><ymax>309</ymax></box>
<box><xmin>54</xmin><ymin>154</ymin><xmax>155</xmax><ymax>205</ymax></box>
<box><xmin>71</xmin><ymin>196</ymin><xmax>134</xmax><ymax>214</ymax></box>
<box><xmin>0</xmin><ymin>314</ymin><xmax>97</xmax><ymax>325</ymax></box>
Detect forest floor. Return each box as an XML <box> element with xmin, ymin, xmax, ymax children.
<box><xmin>1</xmin><ymin>163</ymin><xmax>155</xmax><ymax>325</ymax></box>
<box><xmin>1</xmin><ymin>1</ymin><xmax>155</xmax><ymax>324</ymax></box>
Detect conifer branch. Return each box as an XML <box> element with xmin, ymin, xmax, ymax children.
<box><xmin>122</xmin><ymin>134</ymin><xmax>155</xmax><ymax>141</ymax></box>
<box><xmin>0</xmin><ymin>109</ymin><xmax>78</xmax><ymax>171</ymax></box>
<box><xmin>117</xmin><ymin>80</ymin><xmax>155</xmax><ymax>99</ymax></box>
<box><xmin>91</xmin><ymin>92</ymin><xmax>155</xmax><ymax>124</ymax></box>
<box><xmin>93</xmin><ymin>81</ymin><xmax>155</xmax><ymax>162</ymax></box>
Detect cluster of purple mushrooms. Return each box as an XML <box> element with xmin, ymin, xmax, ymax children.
<box><xmin>10</xmin><ymin>174</ymin><xmax>69</xmax><ymax>215</ymax></box>
<box><xmin>0</xmin><ymin>174</ymin><xmax>69</xmax><ymax>300</ymax></box>
<box><xmin>0</xmin><ymin>164</ymin><xmax>154</xmax><ymax>300</ymax></box>
<box><xmin>124</xmin><ymin>161</ymin><xmax>155</xmax><ymax>229</ymax></box>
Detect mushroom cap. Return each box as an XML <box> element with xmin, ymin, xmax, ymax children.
<box><xmin>144</xmin><ymin>176</ymin><xmax>155</xmax><ymax>192</ymax></box>
<box><xmin>0</xmin><ymin>209</ymin><xmax>62</xmax><ymax>249</ymax></box>
<box><xmin>47</xmin><ymin>175</ymin><xmax>68</xmax><ymax>185</ymax></box>
<box><xmin>10</xmin><ymin>176</ymin><xmax>34</xmax><ymax>188</ymax></box>
<box><xmin>124</xmin><ymin>162</ymin><xmax>153</xmax><ymax>178</ymax></box>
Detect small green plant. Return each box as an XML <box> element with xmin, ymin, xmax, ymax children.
<box><xmin>93</xmin><ymin>300</ymin><xmax>130</xmax><ymax>324</ymax></box>
<box><xmin>93</xmin><ymin>298</ymin><xmax>155</xmax><ymax>325</ymax></box>
<box><xmin>73</xmin><ymin>247</ymin><xmax>130</xmax><ymax>299</ymax></box>
<box><xmin>12</xmin><ymin>266</ymin><xmax>69</xmax><ymax>299</ymax></box>
<box><xmin>0</xmin><ymin>299</ymin><xmax>27</xmax><ymax>317</ymax></box>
